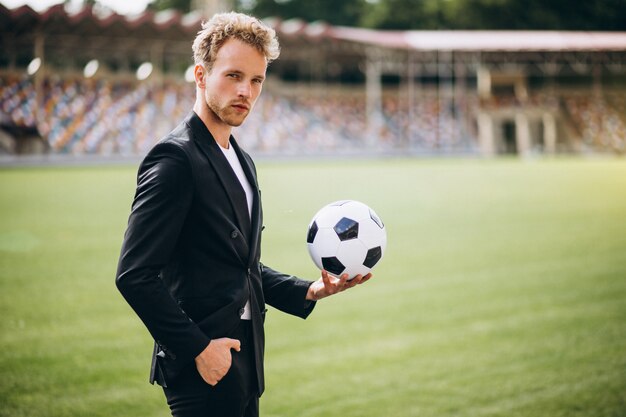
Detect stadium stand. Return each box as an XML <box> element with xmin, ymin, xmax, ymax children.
<box><xmin>563</xmin><ymin>92</ymin><xmax>626</xmax><ymax>153</ymax></box>
<box><xmin>1</xmin><ymin>3</ymin><xmax>625</xmax><ymax>157</ymax></box>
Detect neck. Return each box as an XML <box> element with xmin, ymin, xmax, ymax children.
<box><xmin>193</xmin><ymin>97</ymin><xmax>231</xmax><ymax>148</ymax></box>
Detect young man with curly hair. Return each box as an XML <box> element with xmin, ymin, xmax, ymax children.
<box><xmin>116</xmin><ymin>12</ymin><xmax>371</xmax><ymax>417</ymax></box>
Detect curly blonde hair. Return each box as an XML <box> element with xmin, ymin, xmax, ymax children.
<box><xmin>192</xmin><ymin>12</ymin><xmax>280</xmax><ymax>71</ymax></box>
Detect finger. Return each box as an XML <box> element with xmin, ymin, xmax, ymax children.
<box><xmin>360</xmin><ymin>273</ymin><xmax>373</xmax><ymax>284</ymax></box>
<box><xmin>321</xmin><ymin>270</ymin><xmax>332</xmax><ymax>288</ymax></box>
<box><xmin>348</xmin><ymin>274</ymin><xmax>363</xmax><ymax>285</ymax></box>
<box><xmin>227</xmin><ymin>338</ymin><xmax>241</xmax><ymax>352</ymax></box>
<box><xmin>211</xmin><ymin>371</ymin><xmax>225</xmax><ymax>386</ymax></box>
<box><xmin>338</xmin><ymin>273</ymin><xmax>350</xmax><ymax>289</ymax></box>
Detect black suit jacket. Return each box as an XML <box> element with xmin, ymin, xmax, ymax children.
<box><xmin>116</xmin><ymin>111</ymin><xmax>315</xmax><ymax>394</ymax></box>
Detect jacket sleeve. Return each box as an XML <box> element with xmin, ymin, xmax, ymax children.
<box><xmin>260</xmin><ymin>263</ymin><xmax>316</xmax><ymax>319</ymax></box>
<box><xmin>116</xmin><ymin>142</ymin><xmax>210</xmax><ymax>363</ymax></box>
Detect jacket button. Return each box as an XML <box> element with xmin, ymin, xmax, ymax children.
<box><xmin>231</xmin><ymin>230</ymin><xmax>239</xmax><ymax>239</ymax></box>
<box><xmin>238</xmin><ymin>308</ymin><xmax>245</xmax><ymax>316</ymax></box>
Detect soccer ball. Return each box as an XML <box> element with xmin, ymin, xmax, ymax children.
<box><xmin>306</xmin><ymin>200</ymin><xmax>387</xmax><ymax>279</ymax></box>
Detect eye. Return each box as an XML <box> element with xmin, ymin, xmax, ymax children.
<box><xmin>253</xmin><ymin>78</ymin><xmax>264</xmax><ymax>85</ymax></box>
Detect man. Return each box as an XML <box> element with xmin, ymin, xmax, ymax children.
<box><xmin>115</xmin><ymin>12</ymin><xmax>371</xmax><ymax>417</ymax></box>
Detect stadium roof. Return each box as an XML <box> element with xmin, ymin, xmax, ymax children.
<box><xmin>335</xmin><ymin>27</ymin><xmax>626</xmax><ymax>52</ymax></box>
<box><xmin>2</xmin><ymin>3</ymin><xmax>625</xmax><ymax>81</ymax></box>
<box><xmin>2</xmin><ymin>3</ymin><xmax>626</xmax><ymax>53</ymax></box>
<box><xmin>0</xmin><ymin>3</ymin><xmax>202</xmax><ymax>42</ymax></box>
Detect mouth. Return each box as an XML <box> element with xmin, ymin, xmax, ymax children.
<box><xmin>232</xmin><ymin>103</ymin><xmax>249</xmax><ymax>112</ymax></box>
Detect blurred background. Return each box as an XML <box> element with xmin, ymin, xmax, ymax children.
<box><xmin>1</xmin><ymin>0</ymin><xmax>625</xmax><ymax>159</ymax></box>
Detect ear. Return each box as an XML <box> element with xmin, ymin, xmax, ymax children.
<box><xmin>194</xmin><ymin>64</ymin><xmax>206</xmax><ymax>89</ymax></box>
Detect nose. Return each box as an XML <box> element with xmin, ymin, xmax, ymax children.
<box><xmin>238</xmin><ymin>82</ymin><xmax>252</xmax><ymax>98</ymax></box>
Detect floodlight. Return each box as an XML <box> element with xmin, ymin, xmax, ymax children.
<box><xmin>84</xmin><ymin>60</ymin><xmax>99</xmax><ymax>78</ymax></box>
<box><xmin>27</xmin><ymin>58</ymin><xmax>42</xmax><ymax>75</ymax></box>
<box><xmin>136</xmin><ymin>62</ymin><xmax>153</xmax><ymax>80</ymax></box>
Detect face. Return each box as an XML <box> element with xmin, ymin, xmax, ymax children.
<box><xmin>196</xmin><ymin>38</ymin><xmax>267</xmax><ymax>128</ymax></box>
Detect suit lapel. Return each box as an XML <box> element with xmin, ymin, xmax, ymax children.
<box><xmin>186</xmin><ymin>113</ymin><xmax>251</xmax><ymax>241</ymax></box>
<box><xmin>231</xmin><ymin>139</ymin><xmax>262</xmax><ymax>267</ymax></box>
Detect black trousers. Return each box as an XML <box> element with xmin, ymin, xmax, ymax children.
<box><xmin>163</xmin><ymin>320</ymin><xmax>259</xmax><ymax>417</ymax></box>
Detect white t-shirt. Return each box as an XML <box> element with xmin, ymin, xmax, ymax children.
<box><xmin>219</xmin><ymin>142</ymin><xmax>253</xmax><ymax>320</ymax></box>
<box><xmin>219</xmin><ymin>142</ymin><xmax>254</xmax><ymax>218</ymax></box>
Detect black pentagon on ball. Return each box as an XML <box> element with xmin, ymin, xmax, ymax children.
<box><xmin>363</xmin><ymin>246</ymin><xmax>382</xmax><ymax>268</ymax></box>
<box><xmin>334</xmin><ymin>217</ymin><xmax>359</xmax><ymax>241</ymax></box>
<box><xmin>322</xmin><ymin>256</ymin><xmax>346</xmax><ymax>276</ymax></box>
<box><xmin>306</xmin><ymin>221</ymin><xmax>318</xmax><ymax>243</ymax></box>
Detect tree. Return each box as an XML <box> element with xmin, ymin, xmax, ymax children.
<box><xmin>358</xmin><ymin>0</ymin><xmax>444</xmax><ymax>30</ymax></box>
<box><xmin>235</xmin><ymin>0</ymin><xmax>368</xmax><ymax>26</ymax></box>
<box><xmin>146</xmin><ymin>0</ymin><xmax>194</xmax><ymax>13</ymax></box>
<box><xmin>146</xmin><ymin>0</ymin><xmax>626</xmax><ymax>30</ymax></box>
<box><xmin>446</xmin><ymin>0</ymin><xmax>626</xmax><ymax>30</ymax></box>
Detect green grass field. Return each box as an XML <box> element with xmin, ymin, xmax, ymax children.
<box><xmin>1</xmin><ymin>158</ymin><xmax>625</xmax><ymax>417</ymax></box>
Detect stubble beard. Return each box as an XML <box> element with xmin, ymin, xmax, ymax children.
<box><xmin>206</xmin><ymin>94</ymin><xmax>248</xmax><ymax>128</ymax></box>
